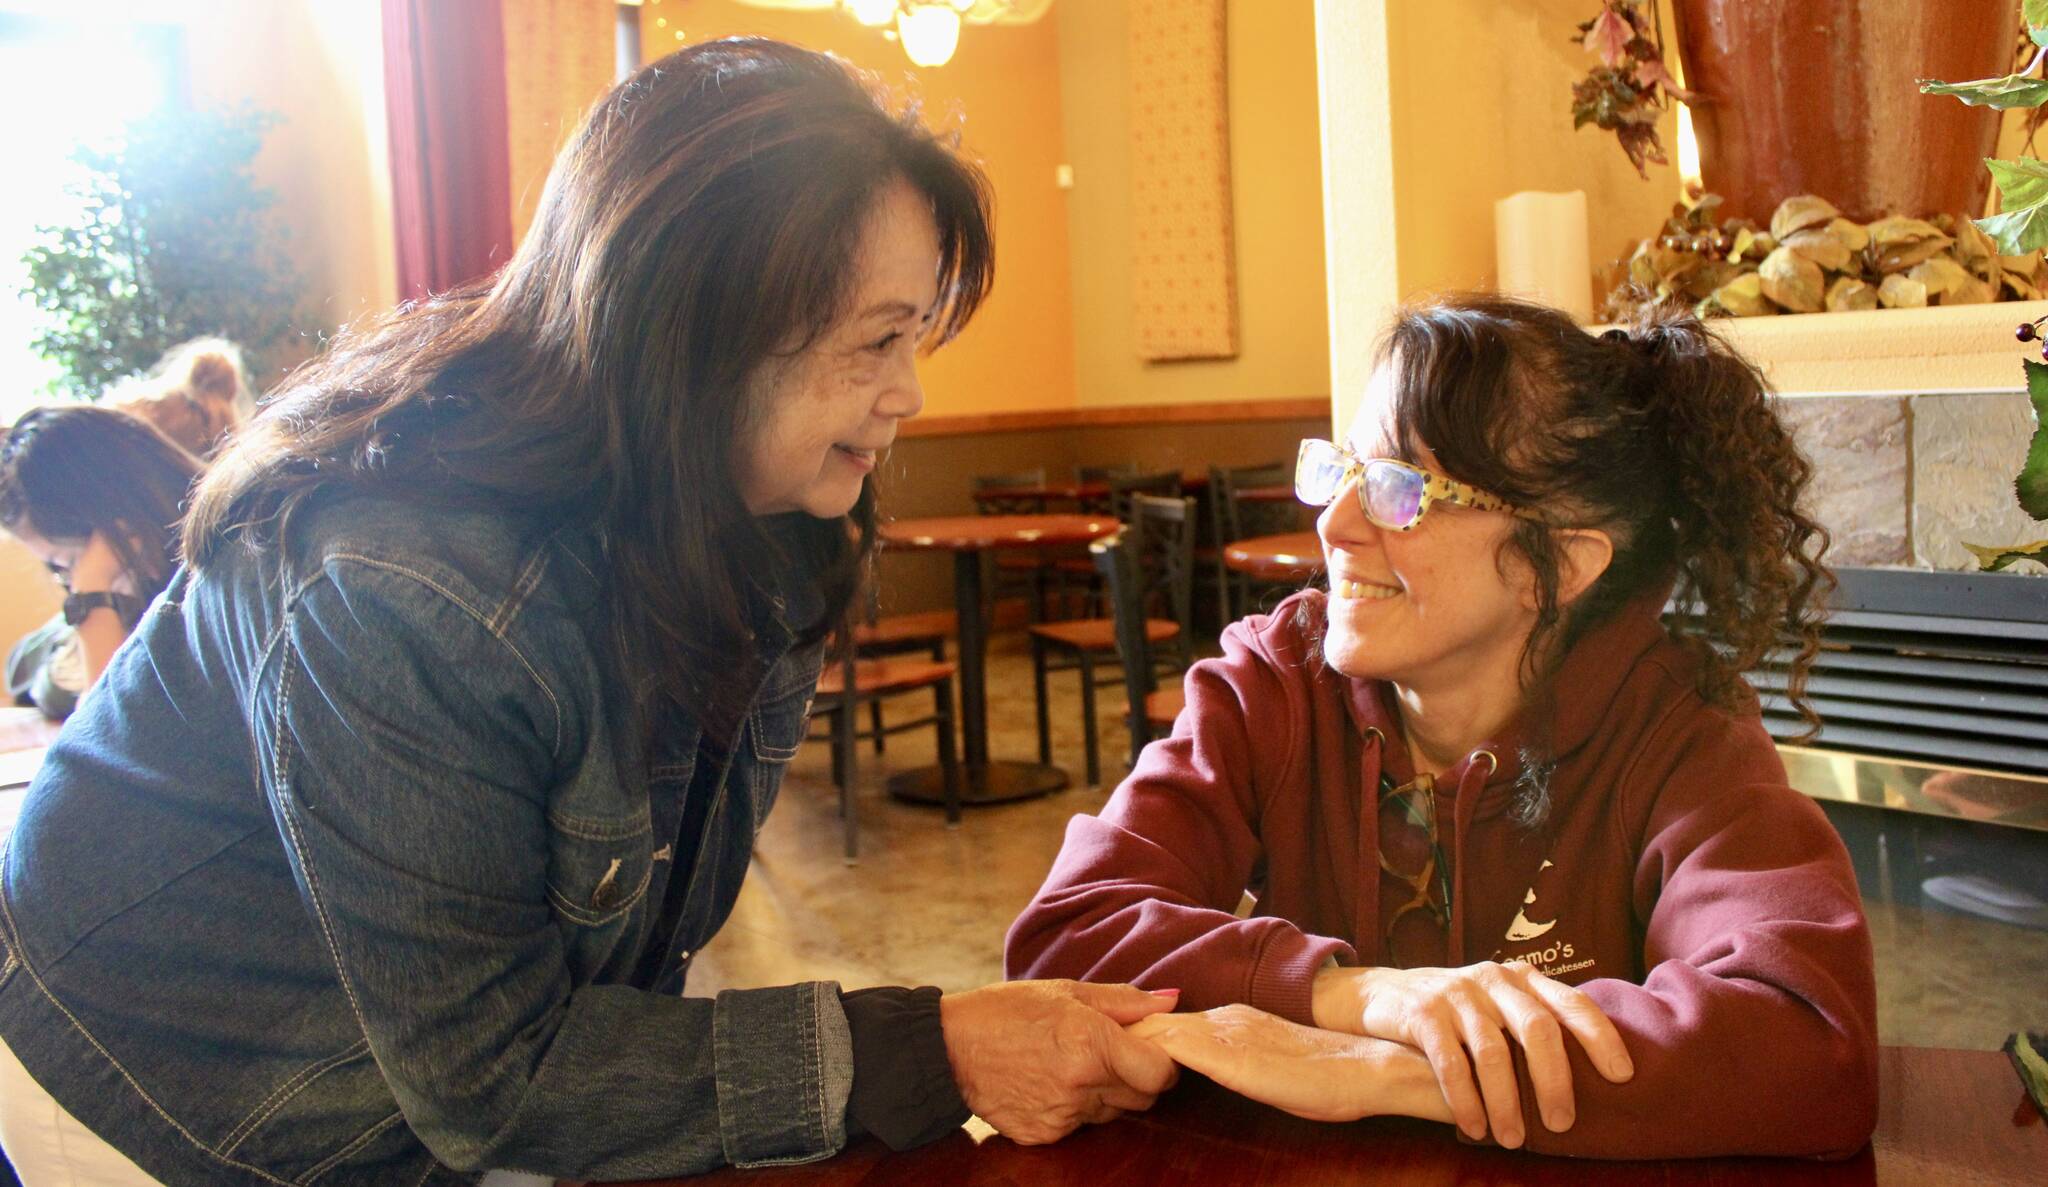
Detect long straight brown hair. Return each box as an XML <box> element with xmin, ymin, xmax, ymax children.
<box><xmin>184</xmin><ymin>38</ymin><xmax>994</xmax><ymax>739</ymax></box>
<box><xmin>1</xmin><ymin>405</ymin><xmax>203</xmax><ymax>600</ymax></box>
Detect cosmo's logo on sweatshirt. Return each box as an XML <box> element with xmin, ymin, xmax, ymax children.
<box><xmin>1495</xmin><ymin>860</ymin><xmax>1597</xmax><ymax>980</ymax></box>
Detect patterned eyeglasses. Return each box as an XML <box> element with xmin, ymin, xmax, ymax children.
<box><xmin>1295</xmin><ymin>438</ymin><xmax>1536</xmax><ymax>533</ymax></box>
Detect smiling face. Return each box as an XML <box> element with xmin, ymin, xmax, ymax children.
<box><xmin>1317</xmin><ymin>363</ymin><xmax>1542</xmax><ymax>691</ymax></box>
<box><xmin>736</xmin><ymin>177</ymin><xmax>941</xmax><ymax>519</ymax></box>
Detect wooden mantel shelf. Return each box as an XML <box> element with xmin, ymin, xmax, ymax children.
<box><xmin>1654</xmin><ymin>298</ymin><xmax>2048</xmax><ymax>397</ymax></box>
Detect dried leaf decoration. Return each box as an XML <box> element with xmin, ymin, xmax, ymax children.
<box><xmin>1769</xmin><ymin>195</ymin><xmax>1838</xmax><ymax>242</ymax></box>
<box><xmin>1877</xmin><ymin>274</ymin><xmax>1927</xmax><ymax>309</ymax></box>
<box><xmin>1783</xmin><ymin>227</ymin><xmax>1853</xmax><ymax>271</ymax></box>
<box><xmin>1867</xmin><ymin>217</ymin><xmax>1954</xmax><ymax>272</ymax></box>
<box><xmin>1907</xmin><ymin>255</ymin><xmax>1972</xmax><ymax>298</ymax></box>
<box><xmin>1824</xmin><ymin>276</ymin><xmax>1878</xmax><ymax>312</ymax></box>
<box><xmin>1758</xmin><ymin>246</ymin><xmax>1823</xmax><ymax>312</ymax></box>
<box><xmin>1570</xmin><ymin>2</ymin><xmax>1687</xmax><ymax>178</ymax></box>
<box><xmin>1605</xmin><ymin>191</ymin><xmax>2048</xmax><ymax>322</ymax></box>
<box><xmin>1586</xmin><ymin>8</ymin><xmax>1631</xmax><ymax>67</ymax></box>
<box><xmin>1707</xmin><ymin>272</ymin><xmax>1773</xmax><ymax>317</ymax></box>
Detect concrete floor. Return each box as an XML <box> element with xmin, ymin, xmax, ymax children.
<box><xmin>691</xmin><ymin>632</ymin><xmax>2048</xmax><ymax>1053</ymax></box>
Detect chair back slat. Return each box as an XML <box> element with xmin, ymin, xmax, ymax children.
<box><xmin>1209</xmin><ymin>461</ymin><xmax>1296</xmax><ymax>543</ymax></box>
<box><xmin>974</xmin><ymin>467</ymin><xmax>1049</xmax><ymax>516</ymax></box>
<box><xmin>1109</xmin><ymin>470</ymin><xmax>1183</xmax><ymax>525</ymax></box>
<box><xmin>1093</xmin><ymin>531</ymin><xmax>1159</xmax><ymax>766</ymax></box>
<box><xmin>1130</xmin><ymin>493</ymin><xmax>1197</xmax><ymax>668</ymax></box>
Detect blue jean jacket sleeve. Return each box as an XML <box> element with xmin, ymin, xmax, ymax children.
<box><xmin>263</xmin><ymin>559</ymin><xmax>849</xmax><ymax>1178</ymax></box>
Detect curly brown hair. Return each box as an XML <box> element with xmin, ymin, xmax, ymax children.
<box><xmin>1375</xmin><ymin>295</ymin><xmax>1833</xmax><ymax>793</ymax></box>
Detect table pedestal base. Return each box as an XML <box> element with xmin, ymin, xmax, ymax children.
<box><xmin>888</xmin><ymin>761</ymin><xmax>1068</xmax><ymax>806</ymax></box>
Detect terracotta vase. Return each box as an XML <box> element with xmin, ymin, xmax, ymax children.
<box><xmin>1670</xmin><ymin>0</ymin><xmax>2020</xmax><ymax>223</ymax></box>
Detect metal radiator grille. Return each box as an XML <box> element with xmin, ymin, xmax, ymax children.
<box><xmin>1670</xmin><ymin>569</ymin><xmax>2048</xmax><ymax>778</ymax></box>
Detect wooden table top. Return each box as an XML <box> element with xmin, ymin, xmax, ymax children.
<box><xmin>1223</xmin><ymin>530</ymin><xmax>1323</xmax><ymax>582</ymax></box>
<box><xmin>634</xmin><ymin>1046</ymin><xmax>2042</xmax><ymax>1187</ymax></box>
<box><xmin>881</xmin><ymin>515</ymin><xmax>1119</xmax><ymax>552</ymax></box>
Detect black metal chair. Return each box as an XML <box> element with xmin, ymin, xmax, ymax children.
<box><xmin>1094</xmin><ymin>529</ymin><xmax>1186</xmax><ymax>771</ymax></box>
<box><xmin>1056</xmin><ymin>470</ymin><xmax>1183</xmax><ymax>617</ymax></box>
<box><xmin>1208</xmin><ymin>460</ymin><xmax>1302</xmax><ymax>631</ymax></box>
<box><xmin>1028</xmin><ymin>493</ymin><xmax>1195</xmax><ymax>786</ymax></box>
<box><xmin>811</xmin><ymin>644</ymin><xmax>961</xmax><ymax>862</ymax></box>
<box><xmin>975</xmin><ymin>468</ymin><xmax>1054</xmax><ymax>621</ymax></box>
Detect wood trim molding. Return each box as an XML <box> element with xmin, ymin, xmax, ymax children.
<box><xmin>900</xmin><ymin>398</ymin><xmax>1330</xmax><ymax>439</ymax></box>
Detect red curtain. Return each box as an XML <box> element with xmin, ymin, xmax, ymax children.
<box><xmin>382</xmin><ymin>0</ymin><xmax>515</xmax><ymax>301</ymax></box>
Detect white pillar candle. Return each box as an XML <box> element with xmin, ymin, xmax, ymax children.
<box><xmin>1493</xmin><ymin>190</ymin><xmax>1593</xmax><ymax>325</ymax></box>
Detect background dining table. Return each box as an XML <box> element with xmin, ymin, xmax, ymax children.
<box><xmin>609</xmin><ymin>1045</ymin><xmax>2041</xmax><ymax>1186</ymax></box>
<box><xmin>1223</xmin><ymin>529</ymin><xmax>1323</xmax><ymax>584</ymax></box>
<box><xmin>878</xmin><ymin>513</ymin><xmax>1118</xmax><ymax>805</ymax></box>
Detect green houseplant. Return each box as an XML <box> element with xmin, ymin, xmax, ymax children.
<box><xmin>1921</xmin><ymin>1</ymin><xmax>2048</xmax><ymax>572</ymax></box>
<box><xmin>20</xmin><ymin>104</ymin><xmax>302</xmax><ymax>399</ymax></box>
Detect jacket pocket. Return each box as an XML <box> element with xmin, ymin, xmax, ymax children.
<box><xmin>544</xmin><ymin>809</ymin><xmax>654</xmax><ymax>927</ymax></box>
<box><xmin>745</xmin><ymin>685</ymin><xmax>813</xmax><ymax>817</ymax></box>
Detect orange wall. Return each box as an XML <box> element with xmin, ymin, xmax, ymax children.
<box><xmin>638</xmin><ymin>0</ymin><xmax>1075</xmax><ymax>418</ymax></box>
<box><xmin>1386</xmin><ymin>0</ymin><xmax>1683</xmax><ymax>305</ymax></box>
<box><xmin>1057</xmin><ymin>0</ymin><xmax>1330</xmax><ymax>410</ymax></box>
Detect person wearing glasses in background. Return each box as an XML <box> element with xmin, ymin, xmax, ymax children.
<box><xmin>1007</xmin><ymin>295</ymin><xmax>1880</xmax><ymax>1159</ymax></box>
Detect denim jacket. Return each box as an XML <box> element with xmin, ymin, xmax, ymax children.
<box><xmin>0</xmin><ymin>490</ymin><xmax>854</xmax><ymax>1185</ymax></box>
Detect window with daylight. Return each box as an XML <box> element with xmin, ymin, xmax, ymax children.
<box><xmin>0</xmin><ymin>12</ymin><xmax>180</xmax><ymax>426</ymax></box>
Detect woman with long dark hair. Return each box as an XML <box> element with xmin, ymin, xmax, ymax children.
<box><xmin>1</xmin><ymin>405</ymin><xmax>203</xmax><ymax>715</ymax></box>
<box><xmin>1008</xmin><ymin>295</ymin><xmax>1879</xmax><ymax>1160</ymax></box>
<box><xmin>0</xmin><ymin>40</ymin><xmax>1174</xmax><ymax>1185</ymax></box>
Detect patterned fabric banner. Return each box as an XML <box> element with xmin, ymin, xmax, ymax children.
<box><xmin>502</xmin><ymin>0</ymin><xmax>618</xmax><ymax>243</ymax></box>
<box><xmin>1130</xmin><ymin>0</ymin><xmax>1238</xmax><ymax>361</ymax></box>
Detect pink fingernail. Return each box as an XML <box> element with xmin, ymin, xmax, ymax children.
<box><xmin>1151</xmin><ymin>987</ymin><xmax>1181</xmax><ymax>998</ymax></box>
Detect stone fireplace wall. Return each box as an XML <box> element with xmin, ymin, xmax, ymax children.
<box><xmin>1780</xmin><ymin>392</ymin><xmax>2042</xmax><ymax>571</ymax></box>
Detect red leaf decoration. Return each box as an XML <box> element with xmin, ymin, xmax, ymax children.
<box><xmin>1587</xmin><ymin>9</ymin><xmax>1632</xmax><ymax>69</ymax></box>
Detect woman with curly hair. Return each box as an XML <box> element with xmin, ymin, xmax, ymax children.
<box><xmin>1006</xmin><ymin>294</ymin><xmax>1877</xmax><ymax>1159</ymax></box>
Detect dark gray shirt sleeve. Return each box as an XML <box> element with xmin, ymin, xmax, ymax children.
<box><xmin>839</xmin><ymin>985</ymin><xmax>970</xmax><ymax>1149</ymax></box>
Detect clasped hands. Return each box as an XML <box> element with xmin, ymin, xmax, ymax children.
<box><xmin>1126</xmin><ymin>961</ymin><xmax>1634</xmax><ymax>1148</ymax></box>
<box><xmin>941</xmin><ymin>963</ymin><xmax>1630</xmax><ymax>1150</ymax></box>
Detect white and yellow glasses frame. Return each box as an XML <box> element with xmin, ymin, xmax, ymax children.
<box><xmin>1294</xmin><ymin>438</ymin><xmax>1537</xmax><ymax>533</ymax></box>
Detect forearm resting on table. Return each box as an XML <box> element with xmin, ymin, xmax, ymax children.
<box><xmin>1126</xmin><ymin>1006</ymin><xmax>1454</xmax><ymax>1126</ymax></box>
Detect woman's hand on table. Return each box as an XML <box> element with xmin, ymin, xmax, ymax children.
<box><xmin>940</xmin><ymin>980</ymin><xmax>1180</xmax><ymax>1145</ymax></box>
<box><xmin>1125</xmin><ymin>1005</ymin><xmax>1453</xmax><ymax>1125</ymax></box>
<box><xmin>1311</xmin><ymin>962</ymin><xmax>1632</xmax><ymax>1146</ymax></box>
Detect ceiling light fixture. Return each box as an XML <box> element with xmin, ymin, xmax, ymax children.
<box><xmin>728</xmin><ymin>0</ymin><xmax>1051</xmax><ymax>69</ymax></box>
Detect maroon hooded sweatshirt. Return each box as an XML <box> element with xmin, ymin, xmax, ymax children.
<box><xmin>1006</xmin><ymin>589</ymin><xmax>1879</xmax><ymax>1160</ymax></box>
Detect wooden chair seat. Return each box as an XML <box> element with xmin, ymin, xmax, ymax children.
<box><xmin>1143</xmin><ymin>686</ymin><xmax>1185</xmax><ymax>728</ymax></box>
<box><xmin>1027</xmin><ymin>618</ymin><xmax>1178</xmax><ymax>652</ymax></box>
<box><xmin>852</xmin><ymin>610</ymin><xmax>956</xmax><ymax>650</ymax></box>
<box><xmin>817</xmin><ymin>658</ymin><xmax>957</xmax><ymax>698</ymax></box>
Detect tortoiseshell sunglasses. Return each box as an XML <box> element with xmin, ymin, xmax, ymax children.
<box><xmin>1294</xmin><ymin>438</ymin><xmax>1537</xmax><ymax>533</ymax></box>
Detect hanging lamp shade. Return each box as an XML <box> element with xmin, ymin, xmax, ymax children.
<box><xmin>727</xmin><ymin>0</ymin><xmax>1053</xmax><ymax>68</ymax></box>
<box><xmin>896</xmin><ymin>4</ymin><xmax>961</xmax><ymax>66</ymax></box>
